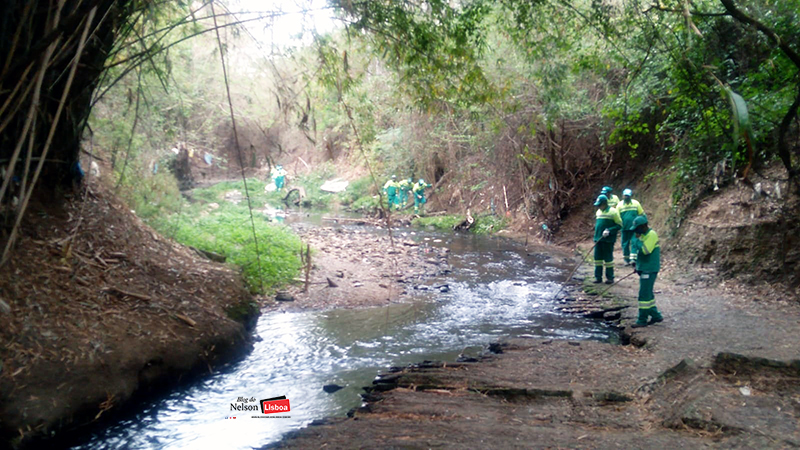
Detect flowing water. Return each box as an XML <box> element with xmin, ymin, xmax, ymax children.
<box><xmin>70</xmin><ymin>221</ymin><xmax>614</xmax><ymax>449</ymax></box>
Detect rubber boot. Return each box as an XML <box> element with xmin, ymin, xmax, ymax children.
<box><xmin>631</xmin><ymin>309</ymin><xmax>649</xmax><ymax>328</ymax></box>
<box><xmin>605</xmin><ymin>265</ymin><xmax>614</xmax><ymax>284</ymax></box>
<box><xmin>649</xmin><ymin>307</ymin><xmax>663</xmax><ymax>324</ymax></box>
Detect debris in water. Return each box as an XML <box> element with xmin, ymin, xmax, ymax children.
<box><xmin>739</xmin><ymin>386</ymin><xmax>751</xmax><ymax>396</ymax></box>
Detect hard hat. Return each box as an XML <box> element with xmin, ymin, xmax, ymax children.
<box><xmin>277</xmin><ymin>165</ymin><xmax>282</xmax><ymax>169</ymax></box>
<box><xmin>630</xmin><ymin>215</ymin><xmax>648</xmax><ymax>230</ymax></box>
<box><xmin>623</xmin><ymin>188</ymin><xmax>632</xmax><ymax>197</ymax></box>
<box><xmin>419</xmin><ymin>179</ymin><xmax>425</xmax><ymax>184</ymax></box>
<box><xmin>391</xmin><ymin>175</ymin><xmax>397</xmax><ymax>179</ymax></box>
<box><xmin>594</xmin><ymin>194</ymin><xmax>609</xmax><ymax>206</ymax></box>
<box><xmin>601</xmin><ymin>186</ymin><xmax>612</xmax><ymax>194</ymax></box>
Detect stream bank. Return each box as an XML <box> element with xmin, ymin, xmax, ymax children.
<box><xmin>270</xmin><ymin>245</ymin><xmax>800</xmax><ymax>448</ymax></box>
<box><xmin>0</xmin><ymin>183</ymin><xmax>259</xmax><ymax>449</ymax></box>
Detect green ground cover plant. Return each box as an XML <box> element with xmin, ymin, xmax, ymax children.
<box><xmin>149</xmin><ymin>180</ymin><xmax>303</xmax><ymax>293</ymax></box>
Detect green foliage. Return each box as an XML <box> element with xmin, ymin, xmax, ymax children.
<box><xmin>114</xmin><ymin>160</ymin><xmax>182</xmax><ymax>219</ymax></box>
<box><xmin>723</xmin><ymin>87</ymin><xmax>755</xmax><ymax>168</ymax></box>
<box><xmin>149</xmin><ymin>182</ymin><xmax>303</xmax><ymax>293</ymax></box>
<box><xmin>472</xmin><ymin>214</ymin><xmax>509</xmax><ymax>234</ymax></box>
<box><xmin>91</xmin><ymin>0</ymin><xmax>800</xmax><ymax>243</ymax></box>
<box><xmin>349</xmin><ymin>194</ymin><xmax>381</xmax><ymax>212</ymax></box>
<box><xmin>338</xmin><ymin>176</ymin><xmax>377</xmax><ymax>206</ymax></box>
<box><xmin>331</xmin><ymin>0</ymin><xmax>495</xmax><ymax>108</ymax></box>
<box><xmin>411</xmin><ymin>213</ymin><xmax>507</xmax><ymax>234</ymax></box>
<box><xmin>412</xmin><ymin>215</ymin><xmax>463</xmax><ymax>230</ymax></box>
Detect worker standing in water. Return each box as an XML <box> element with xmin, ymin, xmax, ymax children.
<box><xmin>271</xmin><ymin>165</ymin><xmax>288</xmax><ymax>191</ymax></box>
<box><xmin>413</xmin><ymin>178</ymin><xmax>432</xmax><ymax>215</ymax></box>
<box><xmin>383</xmin><ymin>175</ymin><xmax>399</xmax><ymax>210</ymax></box>
<box><xmin>630</xmin><ymin>215</ymin><xmax>664</xmax><ymax>328</ymax></box>
<box><xmin>593</xmin><ymin>194</ymin><xmax>622</xmax><ymax>284</ymax></box>
<box><xmin>617</xmin><ymin>189</ymin><xmax>645</xmax><ymax>266</ymax></box>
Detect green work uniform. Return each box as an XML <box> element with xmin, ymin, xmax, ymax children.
<box><xmin>271</xmin><ymin>167</ymin><xmax>288</xmax><ymax>190</ymax></box>
<box><xmin>413</xmin><ymin>181</ymin><xmax>431</xmax><ymax>214</ymax></box>
<box><xmin>397</xmin><ymin>179</ymin><xmax>412</xmax><ymax>210</ymax></box>
<box><xmin>606</xmin><ymin>194</ymin><xmax>620</xmax><ymax>209</ymax></box>
<box><xmin>593</xmin><ymin>207</ymin><xmax>622</xmax><ymax>282</ymax></box>
<box><xmin>383</xmin><ymin>179</ymin><xmax>398</xmax><ymax>208</ymax></box>
<box><xmin>618</xmin><ymin>199</ymin><xmax>644</xmax><ymax>264</ymax></box>
<box><xmin>632</xmin><ymin>229</ymin><xmax>663</xmax><ymax>325</ymax></box>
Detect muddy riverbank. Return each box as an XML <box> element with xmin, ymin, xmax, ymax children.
<box><xmin>0</xmin><ymin>184</ymin><xmax>258</xmax><ymax>449</ymax></box>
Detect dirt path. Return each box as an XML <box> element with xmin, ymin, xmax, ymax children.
<box><xmin>268</xmin><ymin>241</ymin><xmax>800</xmax><ymax>449</ymax></box>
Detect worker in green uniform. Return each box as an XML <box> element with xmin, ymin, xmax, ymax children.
<box><xmin>271</xmin><ymin>165</ymin><xmax>288</xmax><ymax>190</ymax></box>
<box><xmin>397</xmin><ymin>177</ymin><xmax>413</xmax><ymax>211</ymax></box>
<box><xmin>617</xmin><ymin>188</ymin><xmax>645</xmax><ymax>266</ymax></box>
<box><xmin>413</xmin><ymin>178</ymin><xmax>432</xmax><ymax>215</ymax></box>
<box><xmin>630</xmin><ymin>215</ymin><xmax>664</xmax><ymax>328</ymax></box>
<box><xmin>593</xmin><ymin>194</ymin><xmax>622</xmax><ymax>284</ymax></box>
<box><xmin>383</xmin><ymin>175</ymin><xmax>398</xmax><ymax>210</ymax></box>
<box><xmin>601</xmin><ymin>186</ymin><xmax>620</xmax><ymax>209</ymax></box>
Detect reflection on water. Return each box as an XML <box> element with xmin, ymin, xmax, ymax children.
<box><xmin>72</xmin><ymin>228</ymin><xmax>612</xmax><ymax>450</ymax></box>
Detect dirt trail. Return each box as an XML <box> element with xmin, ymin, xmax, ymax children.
<box><xmin>269</xmin><ymin>244</ymin><xmax>800</xmax><ymax>449</ymax></box>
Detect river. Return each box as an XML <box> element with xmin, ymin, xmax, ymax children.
<box><xmin>70</xmin><ymin>221</ymin><xmax>614</xmax><ymax>449</ymax></box>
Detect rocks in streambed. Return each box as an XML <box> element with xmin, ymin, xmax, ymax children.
<box><xmin>275</xmin><ymin>292</ymin><xmax>294</xmax><ymax>302</ymax></box>
<box><xmin>323</xmin><ymin>384</ymin><xmax>344</xmax><ymax>394</ymax></box>
<box><xmin>487</xmin><ymin>343</ymin><xmax>504</xmax><ymax>354</ymax></box>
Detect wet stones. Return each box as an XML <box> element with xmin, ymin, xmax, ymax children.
<box><xmin>588</xmin><ymin>391</ymin><xmax>633</xmax><ymax>403</ymax></box>
<box><xmin>712</xmin><ymin>352</ymin><xmax>800</xmax><ymax>377</ymax></box>
<box><xmin>487</xmin><ymin>343</ymin><xmax>504</xmax><ymax>354</ymax></box>
<box><xmin>275</xmin><ymin>292</ymin><xmax>294</xmax><ymax>302</ymax></box>
<box><xmin>323</xmin><ymin>384</ymin><xmax>344</xmax><ymax>394</ymax></box>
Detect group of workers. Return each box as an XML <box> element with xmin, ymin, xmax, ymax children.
<box><xmin>268</xmin><ymin>166</ymin><xmax>433</xmax><ymax>215</ymax></box>
<box><xmin>592</xmin><ymin>186</ymin><xmax>662</xmax><ymax>328</ymax></box>
<box><xmin>383</xmin><ymin>175</ymin><xmax>432</xmax><ymax>215</ymax></box>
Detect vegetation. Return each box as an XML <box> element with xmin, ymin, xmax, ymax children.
<box><xmin>413</xmin><ymin>214</ymin><xmax>508</xmax><ymax>234</ymax></box>
<box><xmin>2</xmin><ymin>0</ymin><xmax>798</xmax><ymax>279</ymax></box>
<box><xmin>149</xmin><ymin>180</ymin><xmax>302</xmax><ymax>293</ymax></box>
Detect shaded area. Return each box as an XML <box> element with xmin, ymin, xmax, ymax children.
<box><xmin>0</xmin><ymin>180</ymin><xmax>257</xmax><ymax>448</ymax></box>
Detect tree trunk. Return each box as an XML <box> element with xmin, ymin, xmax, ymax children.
<box><xmin>1</xmin><ymin>1</ymin><xmax>130</xmax><ymax>191</ymax></box>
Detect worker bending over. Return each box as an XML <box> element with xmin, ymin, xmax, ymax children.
<box><xmin>413</xmin><ymin>179</ymin><xmax>432</xmax><ymax>215</ymax></box>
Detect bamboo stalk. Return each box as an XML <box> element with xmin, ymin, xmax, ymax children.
<box><xmin>0</xmin><ymin>50</ymin><xmax>54</xmax><ymax>204</ymax></box>
<box><xmin>0</xmin><ymin>63</ymin><xmax>34</xmax><ymax>134</ymax></box>
<box><xmin>2</xmin><ymin>5</ymin><xmax>95</xmax><ymax>267</ymax></box>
